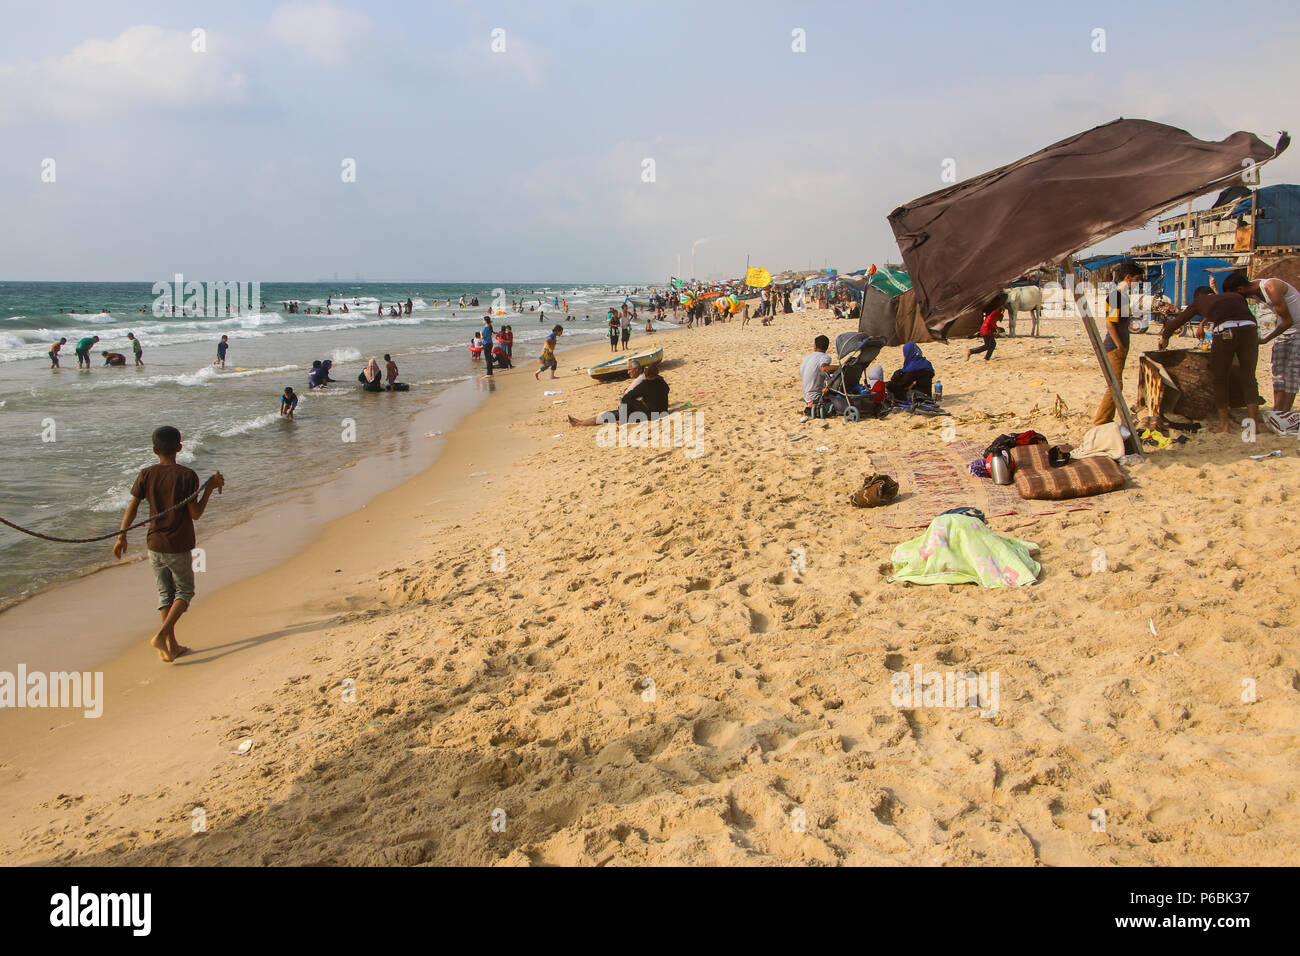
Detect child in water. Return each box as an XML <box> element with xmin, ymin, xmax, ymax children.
<box><xmin>280</xmin><ymin>387</ymin><xmax>298</xmax><ymax>419</ymax></box>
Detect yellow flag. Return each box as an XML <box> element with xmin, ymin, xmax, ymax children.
<box><xmin>745</xmin><ymin>267</ymin><xmax>772</xmax><ymax>288</ymax></box>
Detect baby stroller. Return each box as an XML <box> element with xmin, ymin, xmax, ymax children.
<box><xmin>822</xmin><ymin>332</ymin><xmax>888</xmax><ymax>422</ymax></box>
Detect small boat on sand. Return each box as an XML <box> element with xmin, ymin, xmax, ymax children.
<box><xmin>588</xmin><ymin>346</ymin><xmax>664</xmax><ymax>382</ymax></box>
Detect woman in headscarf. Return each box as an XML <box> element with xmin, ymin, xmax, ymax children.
<box><xmin>358</xmin><ymin>357</ymin><xmax>384</xmax><ymax>391</ymax></box>
<box><xmin>888</xmin><ymin>342</ymin><xmax>935</xmax><ymax>400</ymax></box>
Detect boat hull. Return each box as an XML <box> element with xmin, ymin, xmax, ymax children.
<box><xmin>588</xmin><ymin>347</ymin><xmax>664</xmax><ymax>381</ymax></box>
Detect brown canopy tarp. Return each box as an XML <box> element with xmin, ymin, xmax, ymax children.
<box><xmin>858</xmin><ymin>286</ymin><xmax>982</xmax><ymax>344</ymax></box>
<box><xmin>888</xmin><ymin>118</ymin><xmax>1289</xmax><ymax>335</ymax></box>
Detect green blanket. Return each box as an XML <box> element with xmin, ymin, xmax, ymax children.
<box><xmin>890</xmin><ymin>514</ymin><xmax>1040</xmax><ymax>587</ymax></box>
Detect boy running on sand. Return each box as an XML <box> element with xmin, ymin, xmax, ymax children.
<box><xmin>113</xmin><ymin>426</ymin><xmax>224</xmax><ymax>662</ymax></box>
<box><xmin>535</xmin><ymin>324</ymin><xmax>563</xmax><ymax>380</ymax></box>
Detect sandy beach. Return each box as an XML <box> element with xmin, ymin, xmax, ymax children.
<box><xmin>1</xmin><ymin>310</ymin><xmax>1296</xmax><ymax>866</ymax></box>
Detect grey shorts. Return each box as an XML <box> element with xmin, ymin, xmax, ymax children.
<box><xmin>1272</xmin><ymin>333</ymin><xmax>1300</xmax><ymax>394</ymax></box>
<box><xmin>150</xmin><ymin>550</ymin><xmax>196</xmax><ymax>609</ymax></box>
<box><xmin>539</xmin><ymin>357</ymin><xmax>557</xmax><ymax>372</ymax></box>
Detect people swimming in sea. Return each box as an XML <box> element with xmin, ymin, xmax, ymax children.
<box><xmin>308</xmin><ymin>360</ymin><xmax>328</xmax><ymax>389</ymax></box>
<box><xmin>280</xmin><ymin>387</ymin><xmax>298</xmax><ymax>419</ymax></box>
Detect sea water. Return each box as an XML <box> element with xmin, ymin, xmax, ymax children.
<box><xmin>0</xmin><ymin>281</ymin><xmax>661</xmax><ymax>607</ymax></box>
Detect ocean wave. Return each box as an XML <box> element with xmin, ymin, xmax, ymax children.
<box><xmin>218</xmin><ymin>412</ymin><xmax>281</xmax><ymax>438</ymax></box>
<box><xmin>175</xmin><ymin>364</ymin><xmax>298</xmax><ymax>386</ymax></box>
<box><xmin>87</xmin><ymin>482</ymin><xmax>135</xmax><ymax>514</ymax></box>
<box><xmin>331</xmin><ymin>347</ymin><xmax>361</xmax><ymax>363</ymax></box>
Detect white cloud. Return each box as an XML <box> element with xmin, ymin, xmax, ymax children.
<box><xmin>0</xmin><ymin>25</ymin><xmax>249</xmax><ymax>123</ymax></box>
<box><xmin>268</xmin><ymin>1</ymin><xmax>372</xmax><ymax>65</ymax></box>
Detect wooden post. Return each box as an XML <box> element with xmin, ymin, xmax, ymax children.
<box><xmin>1248</xmin><ymin>188</ymin><xmax>1258</xmax><ymax>255</ymax></box>
<box><xmin>1079</xmin><ymin>299</ymin><xmax>1144</xmax><ymax>459</ymax></box>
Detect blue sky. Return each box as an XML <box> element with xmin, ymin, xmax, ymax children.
<box><xmin>2</xmin><ymin>0</ymin><xmax>1297</xmax><ymax>281</ymax></box>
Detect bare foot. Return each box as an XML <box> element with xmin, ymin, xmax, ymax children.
<box><xmin>172</xmin><ymin>645</ymin><xmax>192</xmax><ymax>659</ymax></box>
<box><xmin>151</xmin><ymin>633</ymin><xmax>175</xmax><ymax>663</ymax></box>
<box><xmin>965</xmin><ymin>351</ymin><xmax>972</xmax><ymax>362</ymax></box>
<box><xmin>1211</xmin><ymin>423</ymin><xmax>1231</xmax><ymax>434</ymax></box>
<box><xmin>567</xmin><ymin>415</ymin><xmax>580</xmax><ymax>426</ymax></box>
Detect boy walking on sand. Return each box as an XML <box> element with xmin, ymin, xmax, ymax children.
<box><xmin>113</xmin><ymin>426</ymin><xmax>224</xmax><ymax>662</ymax></box>
<box><xmin>535</xmin><ymin>324</ymin><xmax>563</xmax><ymax>380</ymax></box>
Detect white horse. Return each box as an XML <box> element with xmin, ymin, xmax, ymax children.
<box><xmin>1002</xmin><ymin>285</ymin><xmax>1043</xmax><ymax>337</ymax></box>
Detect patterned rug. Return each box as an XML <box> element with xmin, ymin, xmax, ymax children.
<box><xmin>866</xmin><ymin>441</ymin><xmax>1131</xmax><ymax>529</ymax></box>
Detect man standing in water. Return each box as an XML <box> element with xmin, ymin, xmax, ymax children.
<box><xmin>113</xmin><ymin>426</ymin><xmax>225</xmax><ymax>662</ymax></box>
<box><xmin>75</xmin><ymin>335</ymin><xmax>99</xmax><ymax>369</ymax></box>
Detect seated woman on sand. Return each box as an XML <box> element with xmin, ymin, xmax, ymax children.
<box><xmin>888</xmin><ymin>342</ymin><xmax>935</xmax><ymax>400</ymax></box>
<box><xmin>568</xmin><ymin>361</ymin><xmax>669</xmax><ymax>426</ymax></box>
<box><xmin>358</xmin><ymin>358</ymin><xmax>385</xmax><ymax>392</ymax></box>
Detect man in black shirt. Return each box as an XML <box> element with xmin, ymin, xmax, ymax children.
<box><xmin>568</xmin><ymin>362</ymin><xmax>669</xmax><ymax>426</ymax></box>
<box><xmin>1094</xmin><ymin>262</ymin><xmax>1143</xmax><ymax>425</ymax></box>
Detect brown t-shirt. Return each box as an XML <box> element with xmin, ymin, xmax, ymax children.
<box><xmin>130</xmin><ymin>463</ymin><xmax>200</xmax><ymax>554</ymax></box>
<box><xmin>1169</xmin><ymin>292</ymin><xmax>1255</xmax><ymax>333</ymax></box>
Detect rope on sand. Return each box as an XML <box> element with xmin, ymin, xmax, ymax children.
<box><xmin>0</xmin><ymin>482</ymin><xmax>210</xmax><ymax>543</ymax></box>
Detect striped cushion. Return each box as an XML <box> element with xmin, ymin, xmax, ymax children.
<box><xmin>1008</xmin><ymin>443</ymin><xmax>1051</xmax><ymax>471</ymax></box>
<box><xmin>1014</xmin><ymin>454</ymin><xmax>1126</xmax><ymax>501</ymax></box>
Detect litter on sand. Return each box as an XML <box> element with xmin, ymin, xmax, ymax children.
<box><xmin>232</xmin><ymin>738</ymin><xmax>253</xmax><ymax>755</ymax></box>
<box><xmin>544</xmin><ymin>390</ymin><xmax>563</xmax><ymax>396</ymax></box>
<box><xmin>1250</xmin><ymin>450</ymin><xmax>1283</xmax><ymax>460</ymax></box>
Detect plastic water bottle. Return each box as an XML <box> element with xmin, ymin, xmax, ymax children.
<box><xmin>934</xmin><ymin>381</ymin><xmax>943</xmax><ymax>401</ymax></box>
<box><xmin>1202</xmin><ymin>329</ymin><xmax>1212</xmax><ymax>352</ymax></box>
